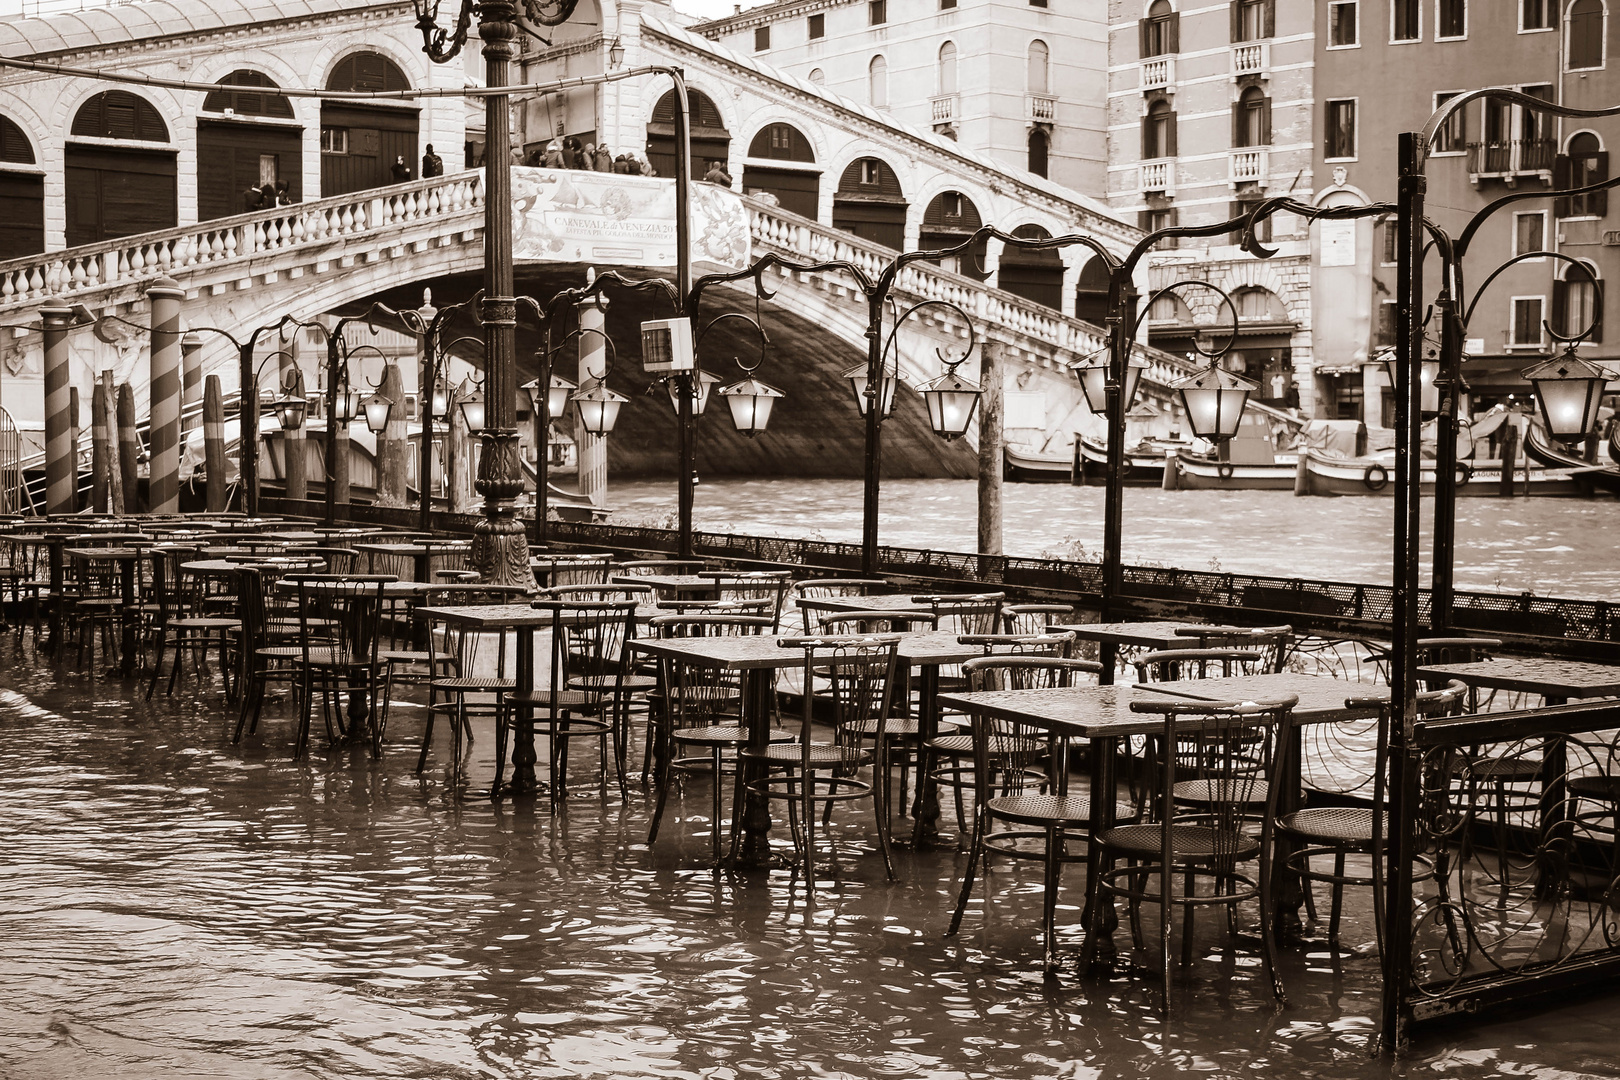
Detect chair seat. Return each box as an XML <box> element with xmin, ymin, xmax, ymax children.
<box><xmin>985</xmin><ymin>793</ymin><xmax>1094</xmax><ymax>827</ymax></box>
<box><xmin>382</xmin><ymin>649</ymin><xmax>432</xmax><ymax>664</ymax></box>
<box><xmin>1465</xmin><ymin>755</ymin><xmax>1542</xmax><ymax>781</ymax></box>
<box><xmin>255</xmin><ymin>646</ymin><xmax>304</xmax><ymax>660</ymax></box>
<box><xmin>1174</xmin><ymin>778</ymin><xmax>1268</xmax><ymax>805</ymax></box>
<box><xmin>168</xmin><ymin>617</ymin><xmax>241</xmax><ymax>630</ymax></box>
<box><xmin>304</xmin><ymin>648</ymin><xmax>377</xmax><ymax>669</ymax></box>
<box><xmin>742</xmin><ymin>742</ymin><xmax>868</xmax><ymax>768</ymax></box>
<box><xmin>1095</xmin><ymin>822</ymin><xmax>1260</xmax><ymax>862</ymax></box>
<box><xmin>504</xmin><ymin>689</ymin><xmax>595</xmax><ymax>708</ymax></box>
<box><xmin>1570</xmin><ymin>775</ymin><xmax>1620</xmax><ymax>801</ymax></box>
<box><xmin>432</xmin><ymin>676</ymin><xmax>515</xmax><ymax>692</ymax></box>
<box><xmin>854</xmin><ymin>717</ymin><xmax>923</xmax><ymax>738</ymax></box>
<box><xmin>925</xmin><ymin>733</ymin><xmax>1043</xmax><ymax>756</ymax></box>
<box><xmin>672</xmin><ymin>724</ymin><xmax>750</xmax><ymax>746</ymax></box>
<box><xmin>1276</xmin><ymin>806</ymin><xmax>1374</xmax><ymax>847</ymax></box>
<box><xmin>566</xmin><ymin>674</ymin><xmax>658</xmax><ymax>693</ymax></box>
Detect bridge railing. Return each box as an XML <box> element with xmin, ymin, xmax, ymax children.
<box><xmin>0</xmin><ymin>171</ymin><xmax>485</xmax><ymax>308</ymax></box>
<box><xmin>745</xmin><ymin>197</ymin><xmax>1199</xmax><ymax>392</ymax></box>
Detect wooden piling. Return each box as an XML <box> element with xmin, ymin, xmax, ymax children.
<box><xmin>116</xmin><ymin>382</ymin><xmax>140</xmax><ymax>513</ymax></box>
<box><xmin>976</xmin><ymin>340</ymin><xmax>1003</xmax><ymax>557</ymax></box>
<box><xmin>285</xmin><ymin>367</ymin><xmax>307</xmax><ymax>503</ymax></box>
<box><xmin>147</xmin><ymin>277</ymin><xmax>184</xmax><ymax>514</ymax></box>
<box><xmin>203</xmin><ymin>374</ymin><xmax>227</xmax><ymax>512</ymax></box>
<box><xmin>91</xmin><ymin>375</ymin><xmax>110</xmax><ymax>512</ymax></box>
<box><xmin>1499</xmin><ymin>424</ymin><xmax>1518</xmax><ymax>499</ymax></box>
<box><xmin>1161</xmin><ymin>449</ymin><xmax>1179</xmax><ymax>490</ymax></box>
<box><xmin>68</xmin><ymin>386</ymin><xmax>80</xmax><ymax>512</ymax></box>
<box><xmin>101</xmin><ymin>371</ymin><xmax>124</xmax><ymax>515</ymax></box>
<box><xmin>375</xmin><ymin>362</ymin><xmax>407</xmax><ymax>507</ymax></box>
<box><xmin>447</xmin><ymin>382</ymin><xmax>474</xmax><ymax>514</ymax></box>
<box><xmin>1070</xmin><ymin>438</ymin><xmax>1084</xmax><ymax>485</ymax></box>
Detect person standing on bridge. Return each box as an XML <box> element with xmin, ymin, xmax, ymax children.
<box><xmin>581</xmin><ymin>143</ymin><xmax>598</xmax><ymax>171</ymax></box>
<box><xmin>391</xmin><ymin>156</ymin><xmax>412</xmax><ymax>183</ymax></box>
<box><xmin>594</xmin><ymin>144</ymin><xmax>612</xmax><ymax>172</ymax></box>
<box><xmin>422</xmin><ymin>144</ymin><xmax>444</xmax><ymax>178</ymax></box>
<box><xmin>703</xmin><ymin>161</ymin><xmax>732</xmax><ymax>187</ymax></box>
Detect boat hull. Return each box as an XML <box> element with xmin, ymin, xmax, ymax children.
<box><xmin>1300</xmin><ymin>452</ymin><xmax>1591</xmax><ymax>497</ymax></box>
<box><xmin>1174</xmin><ymin>455</ymin><xmax>1298</xmax><ymax>491</ymax></box>
<box><xmin>1003</xmin><ymin>445</ymin><xmax>1073</xmax><ymax>483</ymax></box>
<box><xmin>1075</xmin><ymin>439</ymin><xmax>1168</xmax><ymax>487</ymax></box>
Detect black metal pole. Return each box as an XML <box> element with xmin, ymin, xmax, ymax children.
<box><xmin>1099</xmin><ymin>282</ymin><xmax>1132</xmax><ymax>624</ymax></box>
<box><xmin>535</xmin><ymin>333</ymin><xmax>551</xmax><ymax>548</ymax></box>
<box><xmin>239</xmin><ymin>338</ymin><xmax>258</xmax><ymax>517</ymax></box>
<box><xmin>1431</xmin><ymin>283</ymin><xmax>1462</xmax><ymax>633</ymax></box>
<box><xmin>419</xmin><ymin>331</ymin><xmax>438</xmax><ymax>536</ymax></box>
<box><xmin>671</xmin><ymin>68</ymin><xmax>695</xmax><ymax>561</ymax></box>
<box><xmin>860</xmin><ymin>293</ymin><xmax>884</xmax><ymax>577</ymax></box>
<box><xmin>324</xmin><ymin>333</ymin><xmax>340</xmax><ymax>525</ymax></box>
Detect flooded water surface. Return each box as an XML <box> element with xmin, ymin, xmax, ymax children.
<box><xmin>4</xmin><ymin>639</ymin><xmax>1620</xmax><ymax>1079</ymax></box>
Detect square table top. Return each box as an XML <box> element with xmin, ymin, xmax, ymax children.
<box><xmin>1415</xmin><ymin>658</ymin><xmax>1620</xmax><ymax>699</ymax></box>
<box><xmin>1139</xmin><ymin>671</ymin><xmax>1375</xmax><ymax>722</ymax></box>
<box><xmin>414</xmin><ymin>602</ymin><xmax>663</xmax><ymax>628</ymax></box>
<box><xmin>1050</xmin><ymin>620</ymin><xmax>1212</xmax><ymax>649</ymax></box>
<box><xmin>355</xmin><ymin>541</ymin><xmax>471</xmax><ymax>556</ymax></box>
<box><xmin>630</xmin><ymin>630</ymin><xmax>983</xmax><ymax>670</ymax></box>
<box><xmin>796</xmin><ymin>593</ymin><xmax>936</xmax><ymax>614</ymax></box>
<box><xmin>65</xmin><ymin>546</ymin><xmax>145</xmax><ymax>561</ymax></box>
<box><xmin>274</xmin><ymin>578</ymin><xmax>429</xmax><ymax>599</ymax></box>
<box><xmin>613</xmin><ymin>573</ymin><xmax>717</xmax><ymax>590</ymax></box>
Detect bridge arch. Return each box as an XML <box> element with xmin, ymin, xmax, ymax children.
<box><xmin>739</xmin><ymin>120</ymin><xmax>819</xmax><ymax>219</ymax></box>
<box><xmin>831</xmin><ymin>154</ymin><xmax>907</xmax><ymax>251</ymax></box>
<box><xmin>647</xmin><ymin>85</ymin><xmax>732</xmax><ymax>180</ymax></box>
<box><xmin>196</xmin><ymin>70</ymin><xmax>303</xmax><ymax>220</ymax></box>
<box><xmin>319</xmin><ymin>51</ymin><xmax>420</xmax><ymax>196</ymax></box>
<box><xmin>996</xmin><ymin>222</ymin><xmax>1064</xmax><ymax>310</ymax></box>
<box><xmin>0</xmin><ymin>114</ymin><xmax>42</xmax><ymax>259</ymax></box>
<box><xmin>65</xmin><ymin>89</ymin><xmax>179</xmax><ymax>246</ymax></box>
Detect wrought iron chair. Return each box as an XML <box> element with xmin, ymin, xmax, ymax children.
<box><xmin>146</xmin><ymin>549</ymin><xmax>240</xmax><ymax>700</ymax></box>
<box><xmin>707</xmin><ymin>570</ymin><xmax>794</xmax><ymax>631</ymax></box>
<box><xmin>1173</xmin><ymin>624</ymin><xmax>1294</xmax><ymax>673</ymax></box>
<box><xmin>289</xmin><ymin>574</ymin><xmax>392</xmax><ymax>759</ymax></box>
<box><xmin>414</xmin><ymin>587</ymin><xmax>521</xmax><ymax>774</ymax></box>
<box><xmin>1002</xmin><ymin>603</ymin><xmax>1077</xmax><ymax>635</ymax></box>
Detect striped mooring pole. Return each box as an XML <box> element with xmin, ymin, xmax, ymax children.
<box><xmin>147</xmin><ymin>277</ymin><xmax>184</xmax><ymax>515</ymax></box>
<box><xmin>41</xmin><ymin>300</ymin><xmax>76</xmax><ymax>517</ymax></box>
<box><xmin>203</xmin><ymin>374</ymin><xmax>227</xmax><ymax>513</ymax></box>
<box><xmin>181</xmin><ymin>331</ymin><xmax>204</xmax><ymax>438</ymax></box>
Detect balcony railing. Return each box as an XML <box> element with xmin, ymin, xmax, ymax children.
<box><xmin>1229</xmin><ymin>148</ymin><xmax>1270</xmax><ymax>186</ymax></box>
<box><xmin>1466</xmin><ymin>138</ymin><xmax>1556</xmax><ymax>182</ymax></box>
<box><xmin>1231</xmin><ymin>42</ymin><xmax>1269</xmax><ymax>77</ymax></box>
<box><xmin>1140</xmin><ymin>56</ymin><xmax>1175</xmax><ymax>91</ymax></box>
<box><xmin>1026</xmin><ymin>94</ymin><xmax>1057</xmax><ymax>124</ymax></box>
<box><xmin>930</xmin><ymin>94</ymin><xmax>958</xmax><ymax>125</ymax></box>
<box><xmin>1140</xmin><ymin>159</ymin><xmax>1173</xmax><ymax>194</ymax></box>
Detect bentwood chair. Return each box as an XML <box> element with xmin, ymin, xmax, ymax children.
<box><xmin>743</xmin><ymin>633</ymin><xmax>902</xmax><ymax>901</ymax></box>
<box><xmin>415</xmin><ymin>587</ymin><xmax>520</xmax><ymax>774</ymax></box>
<box><xmin>1002</xmin><ymin>603</ymin><xmax>1077</xmax><ymax>636</ymax></box>
<box><xmin>1083</xmin><ymin>695</ymin><xmax>1296</xmax><ymax>1010</ymax></box>
<box><xmin>1173</xmin><ymin>625</ymin><xmax>1295</xmax><ymax>673</ymax></box>
<box><xmin>947</xmin><ymin>656</ymin><xmax>1114</xmax><ymax>974</ymax></box>
<box><xmin>290</xmin><ymin>574</ymin><xmax>391</xmax><ymax>759</ymax></box>
<box><xmin>145</xmin><ymin>550</ymin><xmax>240</xmax><ymax>700</ymax></box>
<box><xmin>707</xmin><ymin>571</ymin><xmax>794</xmax><ymax>631</ymax></box>
<box><xmin>790</xmin><ymin>578</ymin><xmax>889</xmax><ymax>633</ymax></box>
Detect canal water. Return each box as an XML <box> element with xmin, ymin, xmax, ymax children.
<box><xmin>612</xmin><ymin>479</ymin><xmax>1620</xmax><ymax>600</ymax></box>
<box><xmin>4</xmin><ymin>638</ymin><xmax>1620</xmax><ymax>1078</ymax></box>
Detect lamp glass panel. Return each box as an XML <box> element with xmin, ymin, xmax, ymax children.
<box><xmin>924</xmin><ymin>387</ymin><xmax>979</xmax><ymax>440</ymax></box>
<box><xmin>846</xmin><ymin>366</ymin><xmax>897</xmax><ymax>417</ymax></box>
<box><xmin>1180</xmin><ymin>385</ymin><xmax>1250</xmax><ymax>440</ymax></box>
<box><xmin>363</xmin><ymin>396</ymin><xmax>392</xmax><ymax>433</ymax></box>
<box><xmin>1534</xmin><ymin>376</ymin><xmax>1605</xmax><ymax>439</ymax></box>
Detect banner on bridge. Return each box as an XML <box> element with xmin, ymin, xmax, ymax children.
<box><xmin>511</xmin><ymin>168</ymin><xmax>751</xmax><ymax>272</ymax></box>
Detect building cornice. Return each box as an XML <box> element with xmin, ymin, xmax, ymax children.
<box><xmin>693</xmin><ymin>0</ymin><xmax>855</xmax><ymax>39</ymax></box>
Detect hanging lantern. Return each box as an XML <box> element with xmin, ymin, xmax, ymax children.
<box><xmin>668</xmin><ymin>369</ymin><xmax>723</xmax><ymax>417</ymax></box>
<box><xmin>429</xmin><ymin>381</ymin><xmax>450</xmax><ymax>421</ymax></box>
<box><xmin>1175</xmin><ymin>362</ymin><xmax>1257</xmax><ymax>441</ymax></box>
<box><xmin>362</xmin><ymin>394</ymin><xmax>393</xmax><ymax>434</ymax></box>
<box><xmin>843</xmin><ymin>361</ymin><xmax>898</xmax><ymax>418</ymax></box>
<box><xmin>917</xmin><ymin>364</ymin><xmax>983</xmax><ymax>442</ymax></box>
<box><xmin>523</xmin><ymin>374</ymin><xmax>579</xmax><ymax>421</ymax></box>
<box><xmin>1381</xmin><ymin>348</ymin><xmax>1442</xmax><ymax>416</ymax></box>
<box><xmin>272</xmin><ymin>394</ymin><xmax>307</xmax><ymax>432</ymax></box>
<box><xmin>1074</xmin><ymin>357</ymin><xmax>1145</xmax><ymax>416</ymax></box>
<box><xmin>1524</xmin><ymin>349</ymin><xmax>1609</xmax><ymax>440</ymax></box>
<box><xmin>456</xmin><ymin>382</ymin><xmax>486</xmax><ymax>434</ymax></box>
<box><xmin>332</xmin><ymin>386</ymin><xmax>363</xmax><ymax>425</ymax></box>
<box><xmin>718</xmin><ymin>376</ymin><xmax>784</xmax><ymax>437</ymax></box>
<box><xmin>573</xmin><ymin>380</ymin><xmax>628</xmax><ymax>437</ymax></box>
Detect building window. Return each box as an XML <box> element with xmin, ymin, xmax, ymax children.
<box><xmin>870</xmin><ymin>0</ymin><xmax>886</xmax><ymax>24</ymax></box>
<box><xmin>320</xmin><ymin>126</ymin><xmax>348</xmax><ymax>154</ymax></box>
<box><xmin>1381</xmin><ymin>219</ymin><xmax>1398</xmax><ymax>264</ymax></box>
<box><xmin>1554</xmin><ymin>262</ymin><xmax>1603</xmax><ymax>342</ymax></box>
<box><xmin>1558</xmin><ymin>131</ymin><xmax>1610</xmax><ymax>216</ymax></box>
<box><xmin>1028</xmin><ymin>39</ymin><xmax>1050</xmax><ymax>94</ymax></box>
<box><xmin>861</xmin><ymin>158</ymin><xmax>882</xmax><ymax>185</ymax></box>
<box><xmin>1522</xmin><ymin>0</ymin><xmax>1554</xmax><ymax>30</ymax></box>
<box><xmin>1511</xmin><ymin>296</ymin><xmax>1546</xmax><ymax>346</ymax></box>
<box><xmin>868</xmin><ymin>55</ymin><xmax>888</xmax><ymax>107</ymax></box>
<box><xmin>1437</xmin><ymin>0</ymin><xmax>1465</xmax><ymax>37</ymax></box>
<box><xmin>1325</xmin><ymin>99</ymin><xmax>1357</xmax><ymax>159</ymax></box>
<box><xmin>1514</xmin><ymin>210</ymin><xmax>1547</xmax><ymax>256</ymax></box>
<box><xmin>754</xmin><ymin>25</ymin><xmax>770</xmax><ymax>50</ymax></box>
<box><xmin>1233</xmin><ymin>86</ymin><xmax>1270</xmax><ymax>147</ymax></box>
<box><xmin>1032</xmin><ymin>0</ymin><xmax>1048</xmax><ymax>7</ymax></box>
<box><xmin>1232</xmin><ymin>0</ymin><xmax>1269</xmax><ymax>42</ymax></box>
<box><xmin>808</xmin><ymin>12</ymin><xmax>824</xmax><ymax>38</ymax></box>
<box><xmin>1377</xmin><ymin>300</ymin><xmax>1398</xmax><ymax>346</ymax></box>
<box><xmin>1028</xmin><ymin>129</ymin><xmax>1049</xmax><ymax>176</ymax></box>
<box><xmin>1230</xmin><ymin>195</ymin><xmax>1271</xmax><ymax>243</ymax></box>
<box><xmin>1569</xmin><ymin>0</ymin><xmax>1604</xmax><ymax>69</ymax></box>
<box><xmin>939</xmin><ymin>41</ymin><xmax>958</xmax><ymax>93</ymax></box>
<box><xmin>1432</xmin><ymin>92</ymin><xmax>1466</xmax><ymax>152</ymax></box>
<box><xmin>1140</xmin><ymin>0</ymin><xmax>1179</xmax><ymax>57</ymax></box>
<box><xmin>1392</xmin><ymin>0</ymin><xmax>1419</xmax><ymax>40</ymax></box>
<box><xmin>1143</xmin><ymin>100</ymin><xmax>1176</xmax><ymax>159</ymax></box>
<box><xmin>1329</xmin><ymin>0</ymin><xmax>1359</xmax><ymax>45</ymax></box>
<box><xmin>941</xmin><ymin>0</ymin><xmax>957</xmax><ymax>9</ymax></box>
<box><xmin>1139</xmin><ymin>206</ymin><xmax>1178</xmax><ymax>249</ymax></box>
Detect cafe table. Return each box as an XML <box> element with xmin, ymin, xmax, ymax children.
<box><xmin>1414</xmin><ymin>657</ymin><xmax>1620</xmax><ymax>705</ymax></box>
<box><xmin>629</xmin><ymin>629</ymin><xmax>986</xmax><ymax>864</ymax></box>
<box><xmin>529</xmin><ymin>554</ymin><xmax>614</xmax><ymax>589</ymax></box>
<box><xmin>611</xmin><ymin>573</ymin><xmax>719</xmax><ymax>601</ymax></box>
<box><xmin>356</xmin><ymin>541</ymin><xmax>472</xmax><ymax>582</ymax></box>
<box><xmin>64</xmin><ymin>545</ymin><xmax>147</xmax><ymax>674</ymax></box>
<box><xmin>1050</xmin><ymin>620</ymin><xmax>1215</xmax><ymax>683</ymax></box>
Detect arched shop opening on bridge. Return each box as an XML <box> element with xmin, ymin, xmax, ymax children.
<box><xmin>741</xmin><ymin>122</ymin><xmax>818</xmax><ymax>219</ymax></box>
<box><xmin>0</xmin><ymin>115</ymin><xmax>42</xmax><ymax>259</ymax></box>
<box><xmin>66</xmin><ymin>90</ymin><xmax>176</xmax><ymax>246</ymax></box>
<box><xmin>918</xmin><ymin>190</ymin><xmax>987</xmax><ymax>280</ymax></box>
<box><xmin>648</xmin><ymin>88</ymin><xmax>729</xmax><ymax>180</ymax></box>
<box><xmin>997</xmin><ymin>223</ymin><xmax>1064</xmax><ymax>309</ymax></box>
<box><xmin>320</xmin><ymin>52</ymin><xmax>419</xmax><ymax>197</ymax></box>
<box><xmin>1074</xmin><ymin>253</ymin><xmax>1110</xmax><ymax>327</ymax></box>
<box><xmin>197</xmin><ymin>70</ymin><xmax>301</xmax><ymax>220</ymax></box>
<box><xmin>832</xmin><ymin>156</ymin><xmax>906</xmax><ymax>251</ymax></box>
<box><xmin>1148</xmin><ymin>284</ymin><xmax>1300</xmax><ymax>411</ymax></box>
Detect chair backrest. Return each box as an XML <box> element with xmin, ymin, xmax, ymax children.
<box><xmin>1001</xmin><ymin>603</ymin><xmax>1077</xmax><ymax>635</ymax></box>
<box><xmin>615</xmin><ymin>559</ymin><xmax>709</xmax><ymax>576</ymax></box>
<box><xmin>290</xmin><ymin>574</ymin><xmax>392</xmax><ymax>669</ymax></box>
<box><xmin>536</xmin><ymin>599</ymin><xmax>639</xmax><ymax>690</ymax></box>
<box><xmin>958</xmin><ymin>631</ymin><xmax>1079</xmax><ymax>658</ymax></box>
<box><xmin>146</xmin><ymin>547</ymin><xmax>198</xmax><ymax>622</ymax></box>
<box><xmin>1307</xmin><ymin>681</ymin><xmax>1469</xmax><ymax>799</ymax></box>
<box><xmin>299</xmin><ymin>546</ymin><xmax>358</xmax><ymax>575</ymax></box>
<box><xmin>423</xmin><ymin>584</ymin><xmax>531</xmax><ymax>606</ymax></box>
<box><xmin>1174</xmin><ymin>624</ymin><xmax>1294</xmax><ymax>673</ymax></box>
<box><xmin>236</xmin><ymin>567</ymin><xmax>269</xmax><ymax>651</ymax></box>
<box><xmin>816</xmin><ymin>610</ymin><xmax>938</xmax><ymax>635</ymax></box>
<box><xmin>916</xmin><ymin>593</ymin><xmax>1005</xmax><ymax>636</ymax></box>
<box><xmin>1133</xmin><ymin>648</ymin><xmax>1267</xmax><ymax>683</ymax></box>
<box><xmin>655</xmin><ymin>597</ymin><xmax>774</xmax><ymax>618</ymax></box>
<box><xmin>779</xmin><ymin>633</ymin><xmax>902</xmax><ymax>748</ymax></box>
<box><xmin>546</xmin><ymin>582</ymin><xmax>656</xmax><ymax>604</ymax></box>
<box><xmin>707</xmin><ymin>571</ymin><xmax>793</xmax><ymax>630</ymax></box>
<box><xmin>650</xmin><ymin>613</ymin><xmax>774</xmax><ymax>638</ymax></box>
<box><xmin>538</xmin><ymin>556</ymin><xmax>613</xmax><ymax>587</ymax></box>
<box><xmin>961</xmin><ymin>656</ymin><xmax>1102</xmax><ymax>795</ymax></box>
<box><xmin>791</xmin><ymin>578</ymin><xmax>889</xmax><ymax>602</ymax></box>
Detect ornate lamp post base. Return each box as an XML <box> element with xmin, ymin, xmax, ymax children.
<box><xmin>472</xmin><ymin>427</ymin><xmax>538</xmax><ymax>589</ymax></box>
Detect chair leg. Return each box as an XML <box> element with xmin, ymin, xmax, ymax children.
<box><xmin>146</xmin><ymin>632</ymin><xmax>167</xmax><ymax>700</ymax></box>
<box><xmin>1042</xmin><ymin>825</ymin><xmax>1065</xmax><ymax>976</ymax></box>
<box><xmin>1329</xmin><ymin>853</ymin><xmax>1347</xmax><ymax>944</ymax></box>
<box><xmin>947</xmin><ymin>805</ymin><xmax>985</xmax><ymax>936</ymax></box>
<box><xmin>491</xmin><ymin>702</ymin><xmax>509</xmax><ymax>800</ymax></box>
<box><xmin>874</xmin><ymin>745</ymin><xmax>895</xmax><ymax>881</ymax></box>
<box><xmin>646</xmin><ymin>726</ymin><xmax>673</xmax><ymax>845</ymax></box>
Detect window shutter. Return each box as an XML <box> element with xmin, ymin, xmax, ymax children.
<box><xmin>1142</xmin><ymin>116</ymin><xmax>1151</xmax><ymax>159</ymax></box>
<box><xmin>1167</xmin><ymin>13</ymin><xmax>1180</xmax><ymax>52</ymax></box>
<box><xmin>1261</xmin><ymin>97</ymin><xmax>1272</xmax><ymax>145</ymax></box>
<box><xmin>1594</xmin><ymin>152</ymin><xmax>1610</xmax><ymax>217</ymax></box>
<box><xmin>1592</xmin><ymin>286</ymin><xmax>1605</xmax><ymax>343</ymax></box>
<box><xmin>1264</xmin><ymin>0</ymin><xmax>1275</xmax><ymax>36</ymax></box>
<box><xmin>1139</xmin><ymin>18</ymin><xmax>1151</xmax><ymax>56</ymax></box>
<box><xmin>1232</xmin><ymin>102</ymin><xmax>1242</xmax><ymax>147</ymax></box>
<box><xmin>1138</xmin><ymin>210</ymin><xmax>1153</xmax><ymax>232</ymax></box>
<box><xmin>1230</xmin><ymin>1</ymin><xmax>1240</xmax><ymax>41</ymax></box>
<box><xmin>1552</xmin><ymin>277</ymin><xmax>1569</xmax><ymax>338</ymax></box>
<box><xmin>1167</xmin><ymin>110</ymin><xmax>1178</xmax><ymax>156</ymax></box>
<box><xmin>1553</xmin><ymin>154</ymin><xmax>1572</xmax><ymax>218</ymax></box>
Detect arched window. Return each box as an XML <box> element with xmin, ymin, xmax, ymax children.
<box><xmin>1561</xmin><ymin>131</ymin><xmax>1609</xmax><ymax>216</ymax></box>
<box><xmin>1143</xmin><ymin>99</ymin><xmax>1175</xmax><ymax>159</ymax></box>
<box><xmin>1027</xmin><ymin>40</ymin><xmax>1050</xmax><ymax>94</ymax></box>
<box><xmin>1074</xmin><ymin>254</ymin><xmax>1110</xmax><ymax>325</ymax></box>
<box><xmin>326</xmin><ymin>52</ymin><xmax>411</xmax><ymax>92</ymax></box>
<box><xmin>1141</xmin><ymin>0</ymin><xmax>1178</xmax><ymax>57</ymax></box>
<box><xmin>1233</xmin><ymin>286</ymin><xmax>1288</xmax><ymax>321</ymax></box>
<box><xmin>998</xmin><ymin>223</ymin><xmax>1064</xmax><ymax>309</ymax></box>
<box><xmin>808</xmin><ymin>67</ymin><xmax>825</xmax><ymax>85</ymax></box>
<box><xmin>748</xmin><ymin>123</ymin><xmax>814</xmax><ymax>162</ymax></box>
<box><xmin>1554</xmin><ymin>260</ymin><xmax>1603</xmax><ymax>342</ymax></box>
<box><xmin>1028</xmin><ymin>129</ymin><xmax>1049</xmax><ymax>177</ymax></box>
<box><xmin>1149</xmin><ymin>291</ymin><xmax>1194</xmax><ymax>322</ymax></box>
<box><xmin>71</xmin><ymin>91</ymin><xmax>169</xmax><ymax>141</ymax></box>
<box><xmin>869</xmin><ymin>55</ymin><xmax>888</xmax><ymax>108</ymax></box>
<box><xmin>0</xmin><ymin>116</ymin><xmax>41</xmax><ymax>259</ymax></box>
<box><xmin>1233</xmin><ymin>86</ymin><xmax>1270</xmax><ymax>148</ymax></box>
<box><xmin>1569</xmin><ymin>0</ymin><xmax>1605</xmax><ymax>70</ymax></box>
<box><xmin>938</xmin><ymin>41</ymin><xmax>958</xmax><ymax>95</ymax></box>
<box><xmin>203</xmin><ymin>70</ymin><xmax>294</xmax><ymax>119</ymax></box>
<box><xmin>0</xmin><ymin>116</ymin><xmax>34</xmax><ymax>165</ymax></box>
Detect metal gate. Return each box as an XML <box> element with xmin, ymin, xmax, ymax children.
<box><xmin>0</xmin><ymin>407</ymin><xmax>22</xmax><ymax>514</ymax></box>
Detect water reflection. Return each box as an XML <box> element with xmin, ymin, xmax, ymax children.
<box><xmin>1</xmin><ymin>646</ymin><xmax>1617</xmax><ymax>1078</ymax></box>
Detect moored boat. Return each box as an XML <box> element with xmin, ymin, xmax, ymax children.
<box><xmin>1172</xmin><ymin>452</ymin><xmax>1300</xmax><ymax>491</ymax></box>
<box><xmin>1003</xmin><ymin>442</ymin><xmax>1074</xmax><ymax>483</ymax></box>
<box><xmin>1073</xmin><ymin>436</ymin><xmax>1198</xmax><ymax>487</ymax></box>
<box><xmin>1297</xmin><ymin>449</ymin><xmax>1593</xmax><ymax>497</ymax></box>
